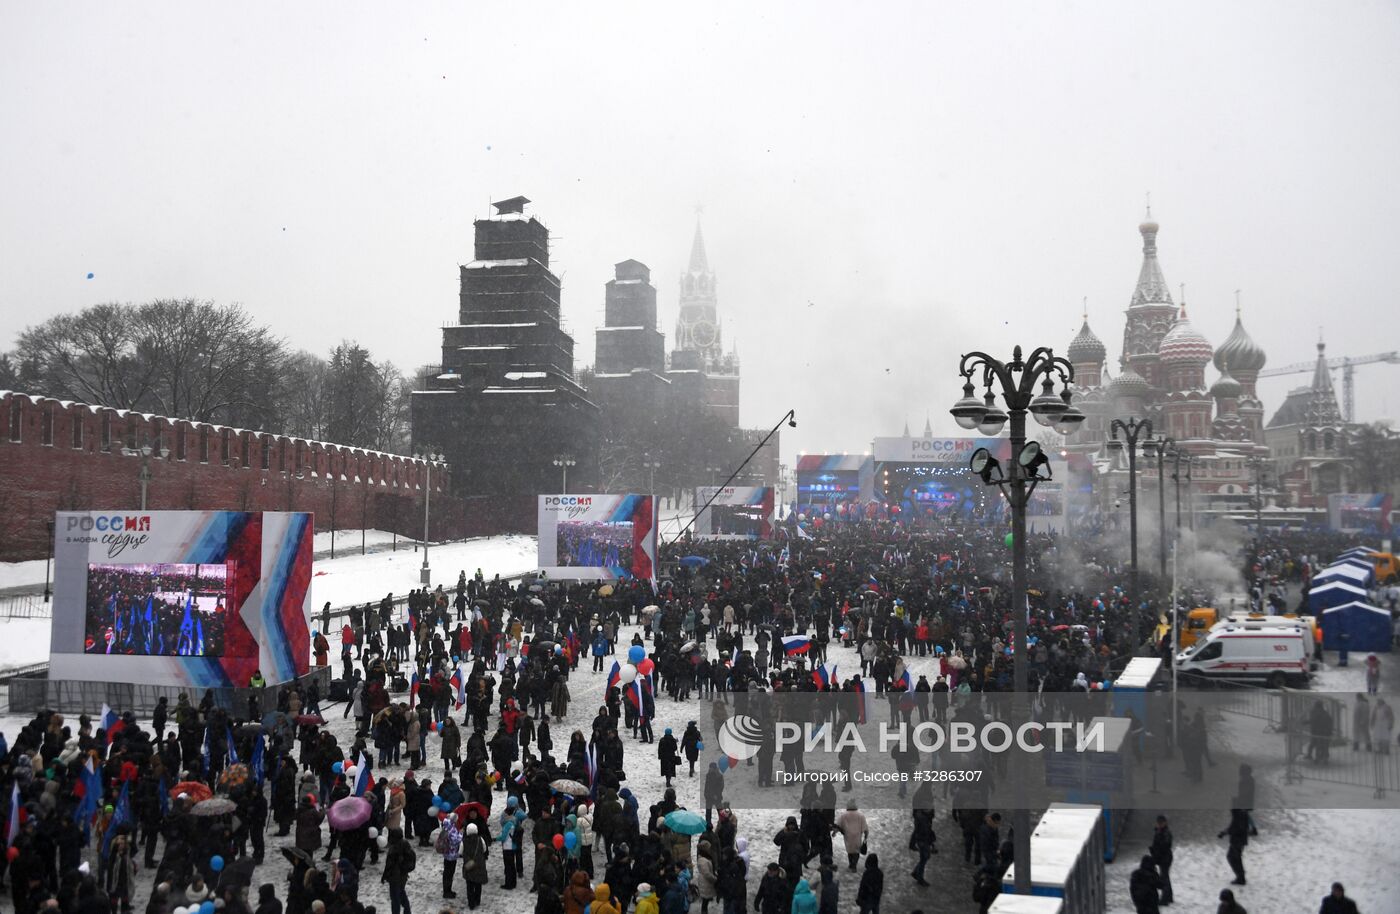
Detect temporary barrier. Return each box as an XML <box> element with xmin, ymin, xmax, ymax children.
<box><xmin>7</xmin><ymin>666</ymin><xmax>330</xmax><ymax>716</ymax></box>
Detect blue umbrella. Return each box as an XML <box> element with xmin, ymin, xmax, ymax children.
<box><xmin>679</xmin><ymin>556</ymin><xmax>710</xmax><ymax>568</ymax></box>
<box><xmin>663</xmin><ymin>809</ymin><xmax>706</xmax><ymax>835</ymax></box>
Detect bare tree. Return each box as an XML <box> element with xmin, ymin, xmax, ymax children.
<box><xmin>280</xmin><ymin>351</ymin><xmax>331</xmax><ymax>440</ymax></box>
<box><xmin>16</xmin><ymin>304</ymin><xmax>158</xmax><ymax>407</ymax></box>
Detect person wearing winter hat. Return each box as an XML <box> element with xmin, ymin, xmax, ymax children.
<box><xmin>460</xmin><ymin>821</ymin><xmax>488</xmax><ymax>909</ymax></box>
<box><xmin>438</xmin><ymin>813</ymin><xmax>462</xmax><ymax>899</ymax></box>
<box><xmin>658</xmin><ymin>728</ymin><xmax>681</xmax><ymax>788</ymax></box>
<box><xmin>634</xmin><ymin>883</ymin><xmax>659</xmax><ymax>914</ymax></box>
<box><xmin>498</xmin><ymin>798</ymin><xmax>526</xmax><ymax>890</ymax></box>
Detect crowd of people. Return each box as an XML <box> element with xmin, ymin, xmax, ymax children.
<box><xmin>1</xmin><ymin>518</ymin><xmax>1381</xmax><ymax>914</ymax></box>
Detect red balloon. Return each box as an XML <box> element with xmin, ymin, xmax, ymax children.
<box><xmin>552</xmin><ymin>834</ymin><xmax>565</xmax><ymax>851</ymax></box>
<box><xmin>636</xmin><ymin>658</ymin><xmax>655</xmax><ymax>677</ymax></box>
<box><xmin>6</xmin><ymin>847</ymin><xmax>18</xmax><ymax>862</ymax></box>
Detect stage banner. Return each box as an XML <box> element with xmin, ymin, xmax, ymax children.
<box><xmin>48</xmin><ymin>511</ymin><xmax>314</xmax><ymax>687</ymax></box>
<box><xmin>537</xmin><ymin>495</ymin><xmax>658</xmax><ymax>581</ymax></box>
<box><xmin>692</xmin><ymin>486</ymin><xmax>776</xmax><ymax>539</ymax></box>
<box><xmin>871</xmin><ymin>436</ymin><xmax>1007</xmax><ymax>464</ymax></box>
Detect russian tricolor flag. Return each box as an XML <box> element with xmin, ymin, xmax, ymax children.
<box><xmin>354</xmin><ymin>750</ymin><xmax>374</xmax><ymax>796</ymax></box>
<box><xmin>606</xmin><ymin>661</ymin><xmax>621</xmax><ymax>692</ymax></box>
<box><xmin>409</xmin><ymin>671</ymin><xmax>420</xmax><ymax>709</ymax></box>
<box><xmin>895</xmin><ymin>669</ymin><xmax>912</xmax><ymax>691</ymax></box>
<box><xmin>812</xmin><ymin>663</ymin><xmax>837</xmax><ymax>689</ymax></box>
<box><xmin>853</xmin><ymin>679</ymin><xmax>868</xmax><ymax>725</ymax></box>
<box><xmin>101</xmin><ymin>704</ymin><xmax>125</xmax><ymax>747</ymax></box>
<box><xmin>781</xmin><ymin>635</ymin><xmax>811</xmax><ymax>657</ymax></box>
<box><xmin>449</xmin><ymin>667</ymin><xmax>465</xmax><ymax>710</ymax></box>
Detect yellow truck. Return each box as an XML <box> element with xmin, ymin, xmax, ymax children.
<box><xmin>1161</xmin><ymin>607</ymin><xmax>1322</xmax><ymax>651</ymax></box>
<box><xmin>1156</xmin><ymin>607</ymin><xmax>1220</xmax><ymax>650</ymax></box>
<box><xmin>1370</xmin><ymin>551</ymin><xmax>1399</xmax><ymax>584</ymax></box>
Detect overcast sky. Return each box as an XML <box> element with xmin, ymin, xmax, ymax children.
<box><xmin>3</xmin><ymin>2</ymin><xmax>1398</xmax><ymax>462</ymax></box>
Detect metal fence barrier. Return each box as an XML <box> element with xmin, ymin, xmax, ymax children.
<box><xmin>0</xmin><ymin>594</ymin><xmax>53</xmax><ymax>619</ymax></box>
<box><xmin>1277</xmin><ymin>690</ymin><xmax>1400</xmax><ymax>799</ymax></box>
<box><xmin>6</xmin><ymin>666</ymin><xmax>331</xmax><ymax>718</ymax></box>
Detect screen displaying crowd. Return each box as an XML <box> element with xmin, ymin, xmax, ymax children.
<box><xmin>708</xmin><ymin>504</ymin><xmax>767</xmax><ymax>537</ymax></box>
<box><xmin>555</xmin><ymin>520</ymin><xmax>634</xmax><ymax>569</ymax></box>
<box><xmin>83</xmin><ymin>562</ymin><xmax>231</xmax><ymax>656</ymax></box>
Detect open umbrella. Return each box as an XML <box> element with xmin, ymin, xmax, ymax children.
<box><xmin>679</xmin><ymin>556</ymin><xmax>710</xmax><ymax>568</ymax></box>
<box><xmin>680</xmin><ymin>640</ymin><xmax>697</xmax><ymax>653</ymax></box>
<box><xmin>328</xmin><ymin>796</ymin><xmax>372</xmax><ymax>831</ymax></box>
<box><xmin>293</xmin><ymin>714</ymin><xmax>326</xmax><ymax>726</ymax></box>
<box><xmin>169</xmin><ymin>781</ymin><xmax>213</xmax><ymax>803</ymax></box>
<box><xmin>1051</xmin><ymin>624</ymin><xmax>1071</xmax><ymax>632</ymax></box>
<box><xmin>281</xmin><ymin>847</ymin><xmax>314</xmax><ymax>867</ymax></box>
<box><xmin>528</xmin><ymin>584</ymin><xmax>544</xmax><ymax>593</ymax></box>
<box><xmin>549</xmin><ymin>778</ymin><xmax>589</xmax><ymax>797</ymax></box>
<box><xmin>530</xmin><ymin>597</ymin><xmax>546</xmax><ymax>608</ymax></box>
<box><xmin>192</xmin><ymin>797</ymin><xmax>237</xmax><ymax>817</ymax></box>
<box><xmin>453</xmin><ymin>801</ymin><xmax>489</xmax><ymax>823</ymax></box>
<box><xmin>597</xmin><ymin>584</ymin><xmax>615</xmax><ymax>597</ymax></box>
<box><xmin>641</xmin><ymin>605</ymin><xmax>660</xmax><ymax>617</ymax></box>
<box><xmin>663</xmin><ymin>810</ymin><xmax>706</xmax><ymax>835</ymax></box>
<box><xmin>219</xmin><ymin>856</ymin><xmax>258</xmax><ymax>889</ymax></box>
<box><xmin>260</xmin><ymin>711</ymin><xmax>290</xmax><ymax>732</ymax></box>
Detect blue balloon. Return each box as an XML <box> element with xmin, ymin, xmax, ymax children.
<box><xmin>628</xmin><ymin>645</ymin><xmax>645</xmax><ymax>664</ymax></box>
<box><xmin>209</xmin><ymin>855</ymin><xmax>224</xmax><ymax>872</ymax></box>
<box><xmin>564</xmin><ymin>831</ymin><xmax>578</xmax><ymax>850</ymax></box>
<box><xmin>696</xmin><ymin>741</ymin><xmax>704</xmax><ymax>751</ymax></box>
<box><xmin>332</xmin><ymin>761</ymin><xmax>343</xmax><ymax>775</ymax></box>
<box><xmin>431</xmin><ymin>797</ymin><xmax>443</xmax><ymax>810</ymax></box>
<box><xmin>200</xmin><ymin>903</ymin><xmax>215</xmax><ymax>914</ymax></box>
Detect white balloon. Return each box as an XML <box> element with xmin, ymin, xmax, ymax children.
<box><xmin>367</xmin><ymin>827</ymin><xmax>379</xmax><ymax>839</ymax></box>
<box><xmin>376</xmin><ymin>834</ymin><xmax>389</xmax><ymax>849</ymax></box>
<box><xmin>617</xmin><ymin>663</ymin><xmax>638</xmax><ymax>685</ymax></box>
<box><xmin>344</xmin><ymin>766</ymin><xmax>357</xmax><ymax>778</ymax></box>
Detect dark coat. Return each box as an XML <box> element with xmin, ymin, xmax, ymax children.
<box><xmin>855</xmin><ymin>858</ymin><xmax>883</xmax><ymax>908</ymax></box>
<box><xmin>295</xmin><ymin>806</ymin><xmax>325</xmax><ymax>852</ymax></box>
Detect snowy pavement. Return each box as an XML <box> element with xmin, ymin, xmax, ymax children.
<box><xmin>2</xmin><ymin>584</ymin><xmax>1397</xmax><ymax>911</ymax></box>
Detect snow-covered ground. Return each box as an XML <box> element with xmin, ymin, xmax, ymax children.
<box><xmin>0</xmin><ymin>618</ymin><xmax>55</xmax><ymax>674</ymax></box>
<box><xmin>0</xmin><ymin>557</ymin><xmax>51</xmax><ymax>593</ymax></box>
<box><xmin>3</xmin><ymin>617</ymin><xmax>1394</xmax><ymax>913</ymax></box>
<box><xmin>309</xmin><ymin>534</ymin><xmax>537</xmax><ymax>608</ymax></box>
<box><xmin>2</xmin><ymin>537</ymin><xmax>1395</xmax><ymax>911</ymax></box>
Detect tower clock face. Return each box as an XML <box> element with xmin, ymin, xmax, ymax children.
<box><xmin>691</xmin><ymin>319</ymin><xmax>717</xmax><ymax>348</ymax></box>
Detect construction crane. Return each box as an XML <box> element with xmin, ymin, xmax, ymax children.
<box><xmin>1258</xmin><ymin>351</ymin><xmax>1400</xmax><ymax>422</ymax></box>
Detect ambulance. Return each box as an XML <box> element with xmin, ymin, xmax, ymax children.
<box><xmin>1174</xmin><ymin>622</ymin><xmax>1312</xmax><ymax>688</ymax></box>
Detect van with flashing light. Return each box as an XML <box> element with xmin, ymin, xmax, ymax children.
<box><xmin>1175</xmin><ymin>623</ymin><xmax>1312</xmax><ymax>688</ymax></box>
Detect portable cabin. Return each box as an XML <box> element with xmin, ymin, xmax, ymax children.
<box><xmin>1000</xmin><ymin>803</ymin><xmax>1106</xmax><ymax>914</ymax></box>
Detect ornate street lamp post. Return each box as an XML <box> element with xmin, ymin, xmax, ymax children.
<box><xmin>1151</xmin><ymin>436</ymin><xmax>1177</xmax><ymax>581</ymax></box>
<box><xmin>950</xmin><ymin>345</ymin><xmax>1083</xmax><ymax>895</ymax></box>
<box><xmin>1108</xmin><ymin>416</ymin><xmax>1153</xmax><ymax>651</ymax></box>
